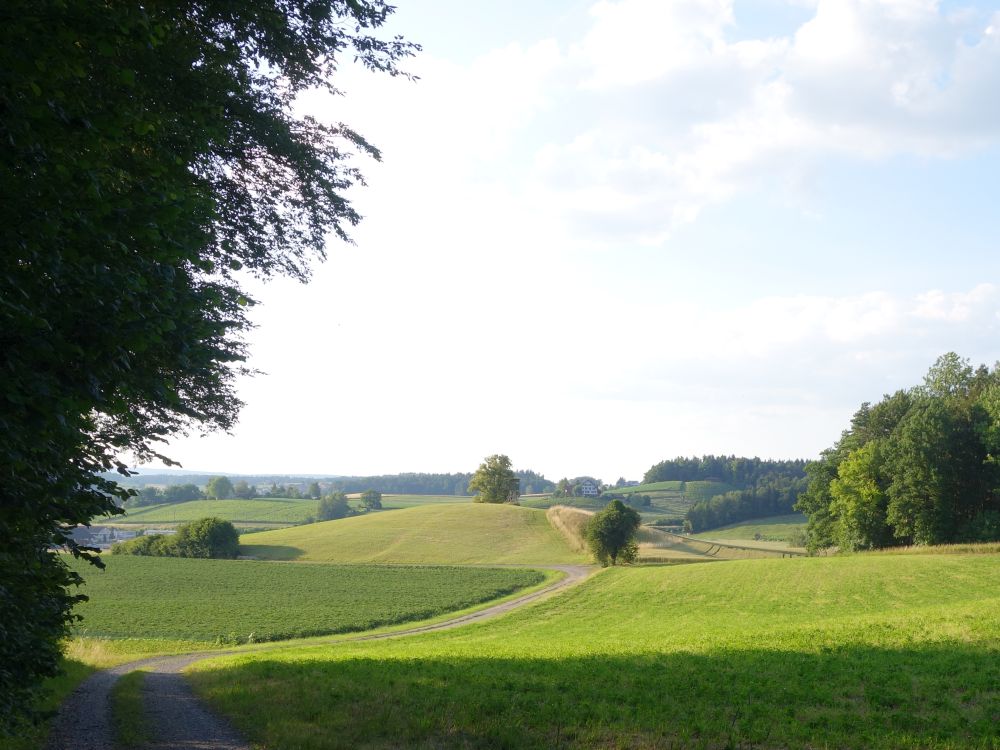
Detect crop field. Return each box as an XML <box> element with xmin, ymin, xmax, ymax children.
<box><xmin>241</xmin><ymin>503</ymin><xmax>586</xmax><ymax>564</ymax></box>
<box><xmin>691</xmin><ymin>513</ymin><xmax>808</xmax><ymax>548</ymax></box>
<box><xmin>67</xmin><ymin>556</ymin><xmax>545</xmax><ymax>644</ymax></box>
<box><xmin>189</xmin><ymin>552</ymin><xmax>1000</xmax><ymax>749</ymax></box>
<box><xmin>118</xmin><ymin>498</ymin><xmax>320</xmax><ymax>525</ymax></box>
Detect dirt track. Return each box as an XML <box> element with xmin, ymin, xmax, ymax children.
<box><xmin>44</xmin><ymin>564</ymin><xmax>593</xmax><ymax>750</ymax></box>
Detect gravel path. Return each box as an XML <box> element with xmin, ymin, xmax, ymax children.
<box><xmin>44</xmin><ymin>564</ymin><xmax>593</xmax><ymax>750</ymax></box>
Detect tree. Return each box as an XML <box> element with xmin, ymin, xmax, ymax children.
<box><xmin>161</xmin><ymin>483</ymin><xmax>204</xmax><ymax>503</ymax></box>
<box><xmin>113</xmin><ymin>517</ymin><xmax>239</xmax><ymax>559</ymax></box>
<box><xmin>468</xmin><ymin>455</ymin><xmax>520</xmax><ymax>503</ymax></box>
<box><xmin>307</xmin><ymin>482</ymin><xmax>322</xmax><ymax>500</ymax></box>
<box><xmin>318</xmin><ymin>492</ymin><xmax>353</xmax><ymax>521</ymax></box>
<box><xmin>360</xmin><ymin>489</ymin><xmax>383</xmax><ymax>511</ymax></box>
<box><xmin>0</xmin><ymin>0</ymin><xmax>417</xmax><ymax>729</ymax></box>
<box><xmin>205</xmin><ymin>476</ymin><xmax>235</xmax><ymax>500</ymax></box>
<box><xmin>233</xmin><ymin>480</ymin><xmax>255</xmax><ymax>500</ymax></box>
<box><xmin>585</xmin><ymin>500</ymin><xmax>642</xmax><ymax>566</ymax></box>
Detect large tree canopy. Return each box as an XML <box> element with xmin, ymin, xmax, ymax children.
<box><xmin>0</xmin><ymin>0</ymin><xmax>416</xmax><ymax>729</ymax></box>
<box><xmin>797</xmin><ymin>353</ymin><xmax>1000</xmax><ymax>551</ymax></box>
<box><xmin>468</xmin><ymin>455</ymin><xmax>520</xmax><ymax>504</ymax></box>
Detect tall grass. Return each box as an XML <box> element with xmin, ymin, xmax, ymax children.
<box><xmin>544</xmin><ymin>505</ymin><xmax>592</xmax><ymax>553</ymax></box>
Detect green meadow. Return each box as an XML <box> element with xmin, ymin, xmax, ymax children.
<box><xmin>376</xmin><ymin>494</ymin><xmax>473</xmax><ymax>509</ymax></box>
<box><xmin>119</xmin><ymin>497</ymin><xmax>319</xmax><ymax>526</ymax></box>
<box><xmin>189</xmin><ymin>552</ymin><xmax>1000</xmax><ymax>749</ymax></box>
<box><xmin>690</xmin><ymin>512</ymin><xmax>808</xmax><ymax>547</ymax></box>
<box><xmin>241</xmin><ymin>503</ymin><xmax>587</xmax><ymax>564</ymax></box>
<box><xmin>68</xmin><ymin>555</ymin><xmax>545</xmax><ymax>644</ymax></box>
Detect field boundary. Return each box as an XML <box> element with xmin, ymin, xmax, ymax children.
<box><xmin>44</xmin><ymin>564</ymin><xmax>596</xmax><ymax>750</ymax></box>
<box><xmin>640</xmin><ymin>526</ymin><xmax>807</xmax><ymax>558</ymax></box>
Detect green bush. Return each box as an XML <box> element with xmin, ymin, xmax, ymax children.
<box><xmin>112</xmin><ymin>517</ymin><xmax>239</xmax><ymax>559</ymax></box>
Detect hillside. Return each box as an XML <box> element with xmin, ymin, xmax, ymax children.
<box><xmin>690</xmin><ymin>513</ymin><xmax>808</xmax><ymax>548</ymax></box>
<box><xmin>240</xmin><ymin>503</ymin><xmax>587</xmax><ymax>564</ymax></box>
<box><xmin>521</xmin><ymin>480</ymin><xmax>733</xmax><ymax>522</ymax></box>
<box><xmin>190</xmin><ymin>551</ymin><xmax>1000</xmax><ymax>749</ymax></box>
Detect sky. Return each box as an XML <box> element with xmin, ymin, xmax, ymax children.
<box><xmin>147</xmin><ymin>0</ymin><xmax>1000</xmax><ymax>483</ymax></box>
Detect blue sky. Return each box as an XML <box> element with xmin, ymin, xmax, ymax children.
<box><xmin>150</xmin><ymin>0</ymin><xmax>1000</xmax><ymax>483</ymax></box>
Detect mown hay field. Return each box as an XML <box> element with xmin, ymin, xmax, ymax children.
<box><xmin>241</xmin><ymin>503</ymin><xmax>586</xmax><ymax>564</ymax></box>
<box><xmin>189</xmin><ymin>552</ymin><xmax>1000</xmax><ymax>749</ymax></box>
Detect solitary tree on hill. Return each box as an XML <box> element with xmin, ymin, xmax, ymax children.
<box><xmin>468</xmin><ymin>455</ymin><xmax>520</xmax><ymax>504</ymax></box>
<box><xmin>586</xmin><ymin>500</ymin><xmax>642</xmax><ymax>566</ymax></box>
<box><xmin>205</xmin><ymin>476</ymin><xmax>235</xmax><ymax>500</ymax></box>
<box><xmin>361</xmin><ymin>489</ymin><xmax>383</xmax><ymax>511</ymax></box>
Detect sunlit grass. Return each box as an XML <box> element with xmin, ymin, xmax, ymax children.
<box><xmin>241</xmin><ymin>503</ymin><xmax>586</xmax><ymax>564</ymax></box>
<box><xmin>189</xmin><ymin>553</ymin><xmax>1000</xmax><ymax>749</ymax></box>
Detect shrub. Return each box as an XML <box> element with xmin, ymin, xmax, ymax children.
<box><xmin>111</xmin><ymin>517</ymin><xmax>239</xmax><ymax>559</ymax></box>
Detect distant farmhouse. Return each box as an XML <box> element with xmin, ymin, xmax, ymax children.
<box><xmin>69</xmin><ymin>525</ymin><xmax>138</xmax><ymax>549</ymax></box>
<box><xmin>579</xmin><ymin>479</ymin><xmax>600</xmax><ymax>497</ymax></box>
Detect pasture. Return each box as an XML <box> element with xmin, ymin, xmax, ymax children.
<box><xmin>241</xmin><ymin>503</ymin><xmax>586</xmax><ymax>564</ymax></box>
<box><xmin>68</xmin><ymin>555</ymin><xmax>546</xmax><ymax>644</ymax></box>
<box><xmin>189</xmin><ymin>552</ymin><xmax>1000</xmax><ymax>749</ymax></box>
<box><xmin>690</xmin><ymin>513</ymin><xmax>808</xmax><ymax>548</ymax></box>
<box><xmin>377</xmin><ymin>494</ymin><xmax>473</xmax><ymax>509</ymax></box>
<box><xmin>118</xmin><ymin>497</ymin><xmax>319</xmax><ymax>526</ymax></box>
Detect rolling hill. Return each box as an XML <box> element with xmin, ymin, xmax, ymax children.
<box><xmin>240</xmin><ymin>503</ymin><xmax>587</xmax><ymax>564</ymax></box>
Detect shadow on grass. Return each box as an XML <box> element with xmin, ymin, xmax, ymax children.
<box><xmin>238</xmin><ymin>544</ymin><xmax>304</xmax><ymax>561</ymax></box>
<box><xmin>192</xmin><ymin>643</ymin><xmax>1000</xmax><ymax>749</ymax></box>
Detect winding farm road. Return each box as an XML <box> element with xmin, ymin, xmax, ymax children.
<box><xmin>44</xmin><ymin>564</ymin><xmax>594</xmax><ymax>750</ymax></box>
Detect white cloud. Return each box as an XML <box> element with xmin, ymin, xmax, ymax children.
<box><xmin>520</xmin><ymin>0</ymin><xmax>1000</xmax><ymax>242</ymax></box>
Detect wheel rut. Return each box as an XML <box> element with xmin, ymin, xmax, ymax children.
<box><xmin>44</xmin><ymin>564</ymin><xmax>594</xmax><ymax>749</ymax></box>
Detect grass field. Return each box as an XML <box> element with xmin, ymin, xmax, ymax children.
<box><xmin>68</xmin><ymin>555</ymin><xmax>546</xmax><ymax>644</ymax></box>
<box><xmin>241</xmin><ymin>503</ymin><xmax>586</xmax><ymax>564</ymax></box>
<box><xmin>119</xmin><ymin>497</ymin><xmax>320</xmax><ymax>525</ymax></box>
<box><xmin>189</xmin><ymin>552</ymin><xmax>1000</xmax><ymax>749</ymax></box>
<box><xmin>115</xmin><ymin>495</ymin><xmax>474</xmax><ymax>527</ymax></box>
<box><xmin>691</xmin><ymin>513</ymin><xmax>808</xmax><ymax>548</ymax></box>
<box><xmin>377</xmin><ymin>494</ymin><xmax>473</xmax><ymax>509</ymax></box>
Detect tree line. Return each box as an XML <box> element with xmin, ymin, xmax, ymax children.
<box><xmin>644</xmin><ymin>455</ymin><xmax>808</xmax><ymax>486</ymax></box>
<box><xmin>327</xmin><ymin>470</ymin><xmax>555</xmax><ymax>496</ymax></box>
<box><xmin>797</xmin><ymin>353</ymin><xmax>1000</xmax><ymax>551</ymax></box>
<box><xmin>685</xmin><ymin>475</ymin><xmax>807</xmax><ymax>533</ymax></box>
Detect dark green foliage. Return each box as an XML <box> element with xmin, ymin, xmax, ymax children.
<box><xmin>205</xmin><ymin>476</ymin><xmax>235</xmax><ymax>501</ymax></box>
<box><xmin>798</xmin><ymin>354</ymin><xmax>1000</xmax><ymax>551</ymax></box>
<box><xmin>585</xmin><ymin>500</ymin><xmax>641</xmax><ymax>566</ymax></box>
<box><xmin>0</xmin><ymin>0</ymin><xmax>416</xmax><ymax>728</ymax></box>
<box><xmin>112</xmin><ymin>517</ymin><xmax>239</xmax><ymax>559</ymax></box>
<box><xmin>162</xmin><ymin>484</ymin><xmax>205</xmax><ymax>504</ymax></box>
<box><xmin>468</xmin><ymin>455</ymin><xmax>520</xmax><ymax>504</ymax></box>
<box><xmin>361</xmin><ymin>490</ymin><xmax>383</xmax><ymax>511</ymax></box>
<box><xmin>686</xmin><ymin>475</ymin><xmax>807</xmax><ymax>533</ymax></box>
<box><xmin>318</xmin><ymin>493</ymin><xmax>354</xmax><ymax>521</ymax></box>
<box><xmin>233</xmin><ymin>480</ymin><xmax>256</xmax><ymax>500</ymax></box>
<box><xmin>644</xmin><ymin>455</ymin><xmax>808</xmax><ymax>486</ymax></box>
